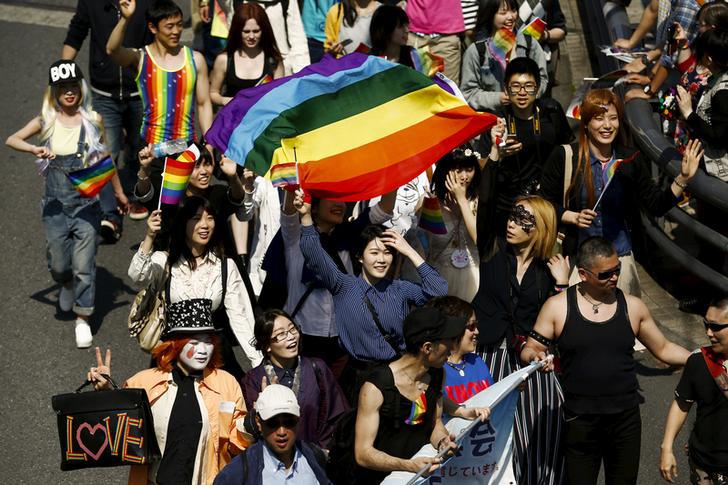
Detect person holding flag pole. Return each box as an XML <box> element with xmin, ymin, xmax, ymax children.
<box><xmin>539</xmin><ymin>88</ymin><xmax>702</xmax><ymax>296</ymax></box>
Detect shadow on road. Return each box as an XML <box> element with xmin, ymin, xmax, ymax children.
<box><xmin>29</xmin><ymin>265</ymin><xmax>135</xmax><ymax>333</ymax></box>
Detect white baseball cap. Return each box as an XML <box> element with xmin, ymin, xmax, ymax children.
<box><xmin>255</xmin><ymin>384</ymin><xmax>300</xmax><ymax>421</ymax></box>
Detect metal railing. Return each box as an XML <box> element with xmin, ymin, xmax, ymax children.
<box><xmin>580</xmin><ymin>1</ymin><xmax>728</xmax><ymax>292</ymax></box>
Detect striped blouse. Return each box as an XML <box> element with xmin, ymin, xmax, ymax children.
<box><xmin>136</xmin><ymin>45</ymin><xmax>198</xmax><ymax>144</ymax></box>
<box><xmin>299</xmin><ymin>224</ymin><xmax>448</xmax><ymax>362</ymax></box>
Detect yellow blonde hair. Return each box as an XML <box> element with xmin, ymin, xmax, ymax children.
<box><xmin>515</xmin><ymin>195</ymin><xmax>557</xmax><ymax>260</ymax></box>
<box><xmin>38</xmin><ymin>79</ymin><xmax>106</xmax><ymax>164</ymax></box>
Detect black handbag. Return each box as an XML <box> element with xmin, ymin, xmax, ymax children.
<box><xmin>51</xmin><ymin>375</ymin><xmax>160</xmax><ymax>471</ymax></box>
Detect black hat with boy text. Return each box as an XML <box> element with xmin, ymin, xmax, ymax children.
<box><xmin>48</xmin><ymin>60</ymin><xmax>84</xmax><ymax>86</ymax></box>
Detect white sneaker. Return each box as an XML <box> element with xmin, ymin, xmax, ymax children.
<box><xmin>59</xmin><ymin>284</ymin><xmax>73</xmax><ymax>312</ymax></box>
<box><xmin>75</xmin><ymin>319</ymin><xmax>93</xmax><ymax>349</ymax></box>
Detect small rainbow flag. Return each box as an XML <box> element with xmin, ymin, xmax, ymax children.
<box><xmin>487</xmin><ymin>28</ymin><xmax>517</xmax><ymax>70</ymax></box>
<box><xmin>255</xmin><ymin>74</ymin><xmax>273</xmax><ymax>87</ymax></box>
<box><xmin>410</xmin><ymin>45</ymin><xmax>445</xmax><ymax>78</ymax></box>
<box><xmin>521</xmin><ymin>17</ymin><xmax>547</xmax><ymax>41</ymax></box>
<box><xmin>418</xmin><ymin>196</ymin><xmax>447</xmax><ymax>235</ymax></box>
<box><xmin>159</xmin><ymin>144</ymin><xmax>200</xmax><ymax>206</ymax></box>
<box><xmin>68</xmin><ymin>155</ymin><xmax>116</xmax><ymax>197</ymax></box>
<box><xmin>602</xmin><ymin>151</ymin><xmax>639</xmax><ymax>186</ymax></box>
<box><xmin>405</xmin><ymin>392</ymin><xmax>427</xmax><ymax>425</ymax></box>
<box><xmin>269</xmin><ymin>162</ymin><xmax>298</xmax><ymax>187</ymax></box>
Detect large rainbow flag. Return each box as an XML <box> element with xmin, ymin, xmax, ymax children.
<box><xmin>67</xmin><ymin>155</ymin><xmax>116</xmax><ymax>198</ymax></box>
<box><xmin>159</xmin><ymin>144</ymin><xmax>200</xmax><ymax>206</ymax></box>
<box><xmin>205</xmin><ymin>53</ymin><xmax>496</xmax><ymax>201</ymax></box>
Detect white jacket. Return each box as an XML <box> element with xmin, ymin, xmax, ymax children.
<box><xmin>253</xmin><ymin>0</ymin><xmax>310</xmax><ymax>74</ymax></box>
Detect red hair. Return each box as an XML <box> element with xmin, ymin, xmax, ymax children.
<box><xmin>151</xmin><ymin>334</ymin><xmax>224</xmax><ymax>372</ymax></box>
<box><xmin>567</xmin><ymin>89</ymin><xmax>628</xmax><ymax>208</ymax></box>
<box><xmin>226</xmin><ymin>3</ymin><xmax>282</xmax><ymax>63</ymax></box>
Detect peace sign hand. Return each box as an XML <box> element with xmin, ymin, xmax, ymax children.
<box><xmin>87</xmin><ymin>347</ymin><xmax>112</xmax><ymax>391</ymax></box>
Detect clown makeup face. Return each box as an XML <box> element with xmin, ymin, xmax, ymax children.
<box><xmin>178</xmin><ymin>333</ymin><xmax>215</xmax><ymax>372</ymax></box>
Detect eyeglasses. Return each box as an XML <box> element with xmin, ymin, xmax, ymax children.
<box><xmin>270</xmin><ymin>326</ymin><xmax>299</xmax><ymax>343</ymax></box>
<box><xmin>704</xmin><ymin>319</ymin><xmax>728</xmax><ymax>333</ymax></box>
<box><xmin>262</xmin><ymin>415</ymin><xmax>299</xmax><ymax>429</ymax></box>
<box><xmin>507</xmin><ymin>83</ymin><xmax>538</xmax><ymax>96</ymax></box>
<box><xmin>583</xmin><ymin>265</ymin><xmax>621</xmax><ymax>280</ymax></box>
<box><xmin>508</xmin><ymin>204</ymin><xmax>536</xmax><ymax>233</ymax></box>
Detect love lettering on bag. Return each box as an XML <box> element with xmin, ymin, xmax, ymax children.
<box><xmin>63</xmin><ymin>413</ymin><xmax>146</xmax><ymax>464</ymax></box>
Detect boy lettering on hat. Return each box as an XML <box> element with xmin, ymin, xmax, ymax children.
<box><xmin>353</xmin><ymin>307</ymin><xmax>490</xmax><ymax>483</ymax></box>
<box><xmin>214</xmin><ymin>384</ymin><xmax>332</xmax><ymax>484</ymax></box>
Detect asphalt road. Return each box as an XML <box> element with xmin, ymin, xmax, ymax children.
<box><xmin>0</xmin><ymin>3</ymin><xmax>707</xmax><ymax>484</ymax></box>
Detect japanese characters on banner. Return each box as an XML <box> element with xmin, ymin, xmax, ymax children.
<box><xmin>381</xmin><ymin>363</ymin><xmax>541</xmax><ymax>485</ymax></box>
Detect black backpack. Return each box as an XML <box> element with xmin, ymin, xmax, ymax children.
<box><xmin>326</xmin><ymin>374</ymin><xmax>401</xmax><ymax>485</ymax></box>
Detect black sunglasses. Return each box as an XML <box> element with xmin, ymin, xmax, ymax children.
<box><xmin>262</xmin><ymin>416</ymin><xmax>299</xmax><ymax>429</ymax></box>
<box><xmin>704</xmin><ymin>319</ymin><xmax>728</xmax><ymax>333</ymax></box>
<box><xmin>583</xmin><ymin>264</ymin><xmax>621</xmax><ymax>280</ymax></box>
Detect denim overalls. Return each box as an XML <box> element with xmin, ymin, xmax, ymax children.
<box><xmin>41</xmin><ymin>123</ymin><xmax>100</xmax><ymax>316</ymax></box>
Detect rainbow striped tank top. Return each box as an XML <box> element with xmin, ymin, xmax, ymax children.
<box><xmin>136</xmin><ymin>45</ymin><xmax>197</xmax><ymax>144</ymax></box>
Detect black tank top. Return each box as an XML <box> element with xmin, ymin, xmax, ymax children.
<box><xmin>557</xmin><ymin>286</ymin><xmax>639</xmax><ymax>414</ymax></box>
<box><xmin>223</xmin><ymin>53</ymin><xmax>276</xmax><ymax>98</ymax></box>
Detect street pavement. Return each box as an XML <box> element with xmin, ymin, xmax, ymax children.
<box><xmin>0</xmin><ymin>2</ymin><xmax>711</xmax><ymax>484</ymax></box>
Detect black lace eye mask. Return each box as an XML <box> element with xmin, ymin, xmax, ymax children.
<box><xmin>508</xmin><ymin>204</ymin><xmax>536</xmax><ymax>233</ymax></box>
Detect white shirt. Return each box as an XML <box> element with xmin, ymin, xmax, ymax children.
<box><xmin>128</xmin><ymin>250</ymin><xmax>262</xmax><ymax>368</ymax></box>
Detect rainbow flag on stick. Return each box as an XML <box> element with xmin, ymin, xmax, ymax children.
<box><xmin>205</xmin><ymin>53</ymin><xmax>496</xmax><ymax>202</ymax></box>
<box><xmin>158</xmin><ymin>144</ymin><xmax>200</xmax><ymax>208</ymax></box>
<box><xmin>488</xmin><ymin>28</ymin><xmax>517</xmax><ymax>70</ymax></box>
<box><xmin>520</xmin><ymin>17</ymin><xmax>547</xmax><ymax>41</ymax></box>
<box><xmin>67</xmin><ymin>155</ymin><xmax>116</xmax><ymax>197</ymax></box>
<box><xmin>593</xmin><ymin>151</ymin><xmax>640</xmax><ymax>210</ymax></box>
<box><xmin>418</xmin><ymin>196</ymin><xmax>447</xmax><ymax>234</ymax></box>
<box><xmin>410</xmin><ymin>46</ymin><xmax>445</xmax><ymax>77</ymax></box>
<box><xmin>269</xmin><ymin>162</ymin><xmax>298</xmax><ymax>188</ymax></box>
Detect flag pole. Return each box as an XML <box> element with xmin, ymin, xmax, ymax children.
<box><xmin>294</xmin><ymin>146</ymin><xmax>300</xmax><ymax>189</ymax></box>
<box><xmin>157</xmin><ymin>157</ymin><xmax>168</xmax><ymax>211</ymax></box>
<box><xmin>592</xmin><ymin>173</ymin><xmax>615</xmax><ymax>211</ymax></box>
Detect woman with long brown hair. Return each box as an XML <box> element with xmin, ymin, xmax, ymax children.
<box><xmin>540</xmin><ymin>88</ymin><xmax>700</xmax><ymax>296</ymax></box>
<box><xmin>210</xmin><ymin>2</ymin><xmax>284</xmax><ymax>106</ymax></box>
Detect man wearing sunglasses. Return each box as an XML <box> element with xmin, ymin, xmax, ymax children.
<box><xmin>214</xmin><ymin>384</ymin><xmax>331</xmax><ymax>484</ymax></box>
<box><xmin>520</xmin><ymin>236</ymin><xmax>690</xmax><ymax>485</ymax></box>
<box><xmin>660</xmin><ymin>296</ymin><xmax>728</xmax><ymax>484</ymax></box>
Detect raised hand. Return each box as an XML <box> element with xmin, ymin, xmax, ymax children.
<box><xmin>87</xmin><ymin>347</ymin><xmax>112</xmax><ymax>391</ymax></box>
<box><xmin>219</xmin><ymin>155</ymin><xmax>239</xmax><ymax>179</ymax></box>
<box><xmin>146</xmin><ymin>209</ymin><xmax>162</xmax><ymax>237</ymax></box>
<box><xmin>445</xmin><ymin>170</ymin><xmax>467</xmax><ymax>201</ymax></box>
<box><xmin>138</xmin><ymin>144</ymin><xmax>154</xmax><ymax>169</ymax></box>
<box><xmin>547</xmin><ymin>254</ymin><xmax>570</xmax><ymax>285</ymax></box>
<box><xmin>119</xmin><ymin>0</ymin><xmax>136</xmax><ymax>19</ymax></box>
<box><xmin>681</xmin><ymin>139</ymin><xmax>703</xmax><ymax>182</ymax></box>
<box><xmin>293</xmin><ymin>188</ymin><xmax>311</xmax><ymax>216</ymax></box>
<box><xmin>242</xmin><ymin>168</ymin><xmax>256</xmax><ymax>192</ymax></box>
<box><xmin>675</xmin><ymin>85</ymin><xmax>693</xmax><ymax>119</ymax></box>
<box><xmin>380</xmin><ymin>228</ymin><xmax>414</xmax><ymax>256</ymax></box>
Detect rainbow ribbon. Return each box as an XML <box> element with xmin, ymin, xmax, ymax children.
<box><xmin>418</xmin><ymin>196</ymin><xmax>447</xmax><ymax>235</ymax></box>
<box><xmin>487</xmin><ymin>28</ymin><xmax>517</xmax><ymax>70</ymax></box>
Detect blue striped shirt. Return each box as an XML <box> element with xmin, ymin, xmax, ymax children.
<box><xmin>299</xmin><ymin>225</ymin><xmax>448</xmax><ymax>361</ymax></box>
